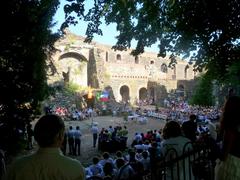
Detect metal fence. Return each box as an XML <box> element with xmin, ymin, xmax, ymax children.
<box><xmin>153</xmin><ymin>142</ymin><xmax>214</xmax><ymax>180</ymax></box>
<box><xmin>87</xmin><ymin>142</ymin><xmax>215</xmax><ymax>180</ymax></box>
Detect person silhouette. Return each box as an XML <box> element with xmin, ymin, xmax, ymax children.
<box><xmin>6</xmin><ymin>114</ymin><xmax>85</xmax><ymax>180</ymax></box>
<box><xmin>215</xmin><ymin>96</ymin><xmax>240</xmax><ymax>180</ymax></box>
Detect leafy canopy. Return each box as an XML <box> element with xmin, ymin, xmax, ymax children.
<box><xmin>62</xmin><ymin>0</ymin><xmax>240</xmax><ymax>81</ymax></box>
<box><xmin>189</xmin><ymin>73</ymin><xmax>214</xmax><ymax>106</ymax></box>
<box><xmin>0</xmin><ymin>0</ymin><xmax>59</xmax><ymax>153</ymax></box>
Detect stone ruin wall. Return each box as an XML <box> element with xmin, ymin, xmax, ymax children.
<box><xmin>47</xmin><ymin>31</ymin><xmax>198</xmax><ymax>105</ymax></box>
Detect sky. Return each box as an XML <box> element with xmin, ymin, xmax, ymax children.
<box><xmin>52</xmin><ymin>0</ymin><xmax>159</xmax><ymax>53</ymax></box>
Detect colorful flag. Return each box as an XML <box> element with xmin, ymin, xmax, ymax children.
<box><xmin>100</xmin><ymin>90</ymin><xmax>109</xmax><ymax>102</ymax></box>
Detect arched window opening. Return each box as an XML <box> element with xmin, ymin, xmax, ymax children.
<box><xmin>184</xmin><ymin>65</ymin><xmax>189</xmax><ymax>79</ymax></box>
<box><xmin>193</xmin><ymin>69</ymin><xmax>197</xmax><ymax>78</ymax></box>
<box><xmin>172</xmin><ymin>65</ymin><xmax>176</xmax><ymax>80</ymax></box>
<box><xmin>139</xmin><ymin>88</ymin><xmax>147</xmax><ymax>101</ymax></box>
<box><xmin>177</xmin><ymin>84</ymin><xmax>185</xmax><ymax>97</ymax></box>
<box><xmin>106</xmin><ymin>51</ymin><xmax>108</xmax><ymax>62</ymax></box>
<box><xmin>120</xmin><ymin>85</ymin><xmax>130</xmax><ymax>103</ymax></box>
<box><xmin>116</xmin><ymin>54</ymin><xmax>121</xmax><ymax>61</ymax></box>
<box><xmin>161</xmin><ymin>63</ymin><xmax>168</xmax><ymax>73</ymax></box>
<box><xmin>135</xmin><ymin>56</ymin><xmax>139</xmax><ymax>64</ymax></box>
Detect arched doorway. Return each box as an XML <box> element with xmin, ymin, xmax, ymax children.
<box><xmin>149</xmin><ymin>87</ymin><xmax>155</xmax><ymax>104</ymax></box>
<box><xmin>58</xmin><ymin>52</ymin><xmax>88</xmax><ymax>86</ymax></box>
<box><xmin>139</xmin><ymin>87</ymin><xmax>147</xmax><ymax>101</ymax></box>
<box><xmin>176</xmin><ymin>84</ymin><xmax>185</xmax><ymax>98</ymax></box>
<box><xmin>184</xmin><ymin>65</ymin><xmax>189</xmax><ymax>79</ymax></box>
<box><xmin>120</xmin><ymin>85</ymin><xmax>130</xmax><ymax>103</ymax></box>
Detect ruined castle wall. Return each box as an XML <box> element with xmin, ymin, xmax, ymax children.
<box><xmin>49</xmin><ymin>32</ymin><xmax>198</xmax><ymax>104</ymax></box>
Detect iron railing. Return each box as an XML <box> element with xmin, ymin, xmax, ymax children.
<box><xmin>87</xmin><ymin>142</ymin><xmax>214</xmax><ymax>180</ymax></box>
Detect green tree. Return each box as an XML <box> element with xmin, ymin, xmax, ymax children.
<box><xmin>0</xmin><ymin>0</ymin><xmax>60</xmax><ymax>153</ymax></box>
<box><xmin>225</xmin><ymin>60</ymin><xmax>240</xmax><ymax>88</ymax></box>
<box><xmin>1</xmin><ymin>0</ymin><xmax>239</xmax><ymax>154</ymax></box>
<box><xmin>189</xmin><ymin>73</ymin><xmax>214</xmax><ymax>106</ymax></box>
<box><xmin>63</xmin><ymin>0</ymin><xmax>240</xmax><ymax>82</ymax></box>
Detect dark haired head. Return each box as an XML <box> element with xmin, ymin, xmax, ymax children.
<box><xmin>34</xmin><ymin>114</ymin><xmax>65</xmax><ymax>147</ymax></box>
<box><xmin>102</xmin><ymin>152</ymin><xmax>110</xmax><ymax>159</ymax></box>
<box><xmin>103</xmin><ymin>162</ymin><xmax>113</xmax><ymax>175</ymax></box>
<box><xmin>142</xmin><ymin>151</ymin><xmax>148</xmax><ymax>159</ymax></box>
<box><xmin>92</xmin><ymin>156</ymin><xmax>99</xmax><ymax>164</ymax></box>
<box><xmin>116</xmin><ymin>158</ymin><xmax>125</xmax><ymax>169</ymax></box>
<box><xmin>189</xmin><ymin>114</ymin><xmax>197</xmax><ymax>121</ymax></box>
<box><xmin>163</xmin><ymin>121</ymin><xmax>182</xmax><ymax>139</ymax></box>
<box><xmin>116</xmin><ymin>151</ymin><xmax>122</xmax><ymax>158</ymax></box>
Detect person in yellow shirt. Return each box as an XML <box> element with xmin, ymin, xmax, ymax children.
<box><xmin>6</xmin><ymin>114</ymin><xmax>85</xmax><ymax>180</ymax></box>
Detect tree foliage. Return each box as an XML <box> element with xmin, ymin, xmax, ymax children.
<box><xmin>0</xmin><ymin>0</ymin><xmax>239</xmax><ymax>154</ymax></box>
<box><xmin>189</xmin><ymin>73</ymin><xmax>214</xmax><ymax>106</ymax></box>
<box><xmin>0</xmin><ymin>0</ymin><xmax>60</xmax><ymax>153</ymax></box>
<box><xmin>63</xmin><ymin>0</ymin><xmax>240</xmax><ymax>82</ymax></box>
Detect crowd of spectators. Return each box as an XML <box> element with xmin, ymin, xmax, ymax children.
<box><xmin>98</xmin><ymin>126</ymin><xmax>128</xmax><ymax>153</ymax></box>
<box><xmin>82</xmin><ymin>105</ymin><xmax>223</xmax><ymax>179</ymax></box>
<box><xmin>4</xmin><ymin>94</ymin><xmax>239</xmax><ymax>180</ymax></box>
<box><xmin>144</xmin><ymin>103</ymin><xmax>220</xmax><ymax>123</ymax></box>
<box><xmin>85</xmin><ymin>149</ymin><xmax>151</xmax><ymax>179</ymax></box>
<box><xmin>44</xmin><ymin>105</ymin><xmax>100</xmax><ymax>121</ymax></box>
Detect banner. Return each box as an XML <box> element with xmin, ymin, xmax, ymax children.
<box><xmin>100</xmin><ymin>90</ymin><xmax>109</xmax><ymax>102</ymax></box>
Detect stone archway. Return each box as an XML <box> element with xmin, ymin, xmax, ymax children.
<box><xmin>176</xmin><ymin>84</ymin><xmax>185</xmax><ymax>98</ymax></box>
<box><xmin>178</xmin><ymin>84</ymin><xmax>184</xmax><ymax>91</ymax></box>
<box><xmin>120</xmin><ymin>85</ymin><xmax>130</xmax><ymax>103</ymax></box>
<box><xmin>58</xmin><ymin>52</ymin><xmax>88</xmax><ymax>86</ymax></box>
<box><xmin>139</xmin><ymin>87</ymin><xmax>147</xmax><ymax>101</ymax></box>
<box><xmin>149</xmin><ymin>87</ymin><xmax>155</xmax><ymax>104</ymax></box>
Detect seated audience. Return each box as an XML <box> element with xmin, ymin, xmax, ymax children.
<box><xmin>100</xmin><ymin>162</ymin><xmax>117</xmax><ymax>179</ymax></box>
<box><xmin>115</xmin><ymin>158</ymin><xmax>135</xmax><ymax>180</ymax></box>
<box><xmin>88</xmin><ymin>156</ymin><xmax>102</xmax><ymax>176</ymax></box>
<box><xmin>99</xmin><ymin>152</ymin><xmax>114</xmax><ymax>167</ymax></box>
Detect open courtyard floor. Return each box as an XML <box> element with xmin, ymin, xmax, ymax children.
<box><xmin>60</xmin><ymin>115</ymin><xmax>165</xmax><ymax>166</ymax></box>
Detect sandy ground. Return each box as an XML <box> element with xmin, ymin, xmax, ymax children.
<box><xmin>62</xmin><ymin>115</ymin><xmax>166</xmax><ymax>167</ymax></box>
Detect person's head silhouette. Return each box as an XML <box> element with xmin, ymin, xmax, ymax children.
<box><xmin>34</xmin><ymin>114</ymin><xmax>65</xmax><ymax>148</ymax></box>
